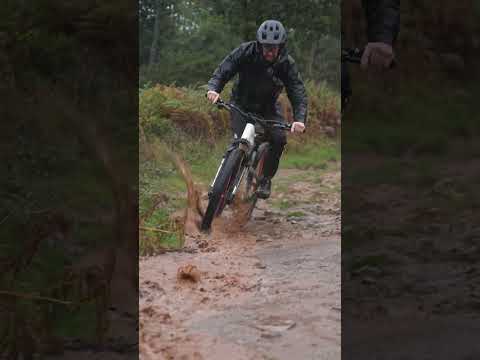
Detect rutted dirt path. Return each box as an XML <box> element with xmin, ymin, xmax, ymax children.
<box><xmin>139</xmin><ymin>167</ymin><xmax>341</xmax><ymax>360</ymax></box>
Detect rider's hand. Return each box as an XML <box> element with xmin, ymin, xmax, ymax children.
<box><xmin>207</xmin><ymin>90</ymin><xmax>220</xmax><ymax>104</ymax></box>
<box><xmin>291</xmin><ymin>122</ymin><xmax>305</xmax><ymax>133</ymax></box>
<box><xmin>361</xmin><ymin>42</ymin><xmax>394</xmax><ymax>70</ymax></box>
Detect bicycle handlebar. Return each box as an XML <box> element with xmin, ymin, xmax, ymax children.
<box><xmin>342</xmin><ymin>48</ymin><xmax>363</xmax><ymax>64</ymax></box>
<box><xmin>214</xmin><ymin>99</ymin><xmax>292</xmax><ymax>131</ymax></box>
<box><xmin>342</xmin><ymin>47</ymin><xmax>397</xmax><ymax>69</ymax></box>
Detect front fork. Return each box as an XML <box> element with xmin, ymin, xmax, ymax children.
<box><xmin>208</xmin><ymin>158</ymin><xmax>225</xmax><ymax>197</ymax></box>
<box><xmin>227</xmin><ymin>164</ymin><xmax>248</xmax><ymax>204</ymax></box>
<box><xmin>209</xmin><ymin>122</ymin><xmax>255</xmax><ymax>200</ymax></box>
<box><xmin>207</xmin><ymin>140</ymin><xmax>250</xmax><ymax>200</ymax></box>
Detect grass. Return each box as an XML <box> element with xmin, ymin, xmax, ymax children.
<box><xmin>272</xmin><ymin>182</ymin><xmax>290</xmax><ymax>194</ymax></box>
<box><xmin>287</xmin><ymin>211</ymin><xmax>306</xmax><ymax>218</ymax></box>
<box><xmin>342</xmin><ymin>69</ymin><xmax>480</xmax><ymax>192</ymax></box>
<box><xmin>140</xmin><ymin>229</ymin><xmax>181</xmax><ymax>255</ymax></box>
<box><xmin>139</xmin><ymin>135</ymin><xmax>341</xmax><ymax>252</ymax></box>
<box><xmin>1</xmin><ymin>167</ymin><xmax>118</xmax><ymax>344</ymax></box>
<box><xmin>272</xmin><ymin>199</ymin><xmax>297</xmax><ymax>210</ymax></box>
<box><xmin>139</xmin><ymin>136</ymin><xmax>231</xmax><ymax>253</ymax></box>
<box><xmin>140</xmin><ymin>207</ymin><xmax>182</xmax><ymax>250</ymax></box>
<box><xmin>328</xmin><ymin>183</ymin><xmax>341</xmax><ymax>194</ymax></box>
<box><xmin>139</xmin><ymin>83</ymin><xmax>341</xmax><ymax>253</ymax></box>
<box><xmin>281</xmin><ymin>138</ymin><xmax>340</xmax><ymax>170</ymax></box>
<box><xmin>344</xmin><ymin>70</ymin><xmax>480</xmax><ymax>158</ymax></box>
<box><xmin>342</xmin><ymin>71</ymin><xmax>480</xmax><ymax>260</ymax></box>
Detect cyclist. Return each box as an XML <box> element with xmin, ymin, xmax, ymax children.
<box><xmin>206</xmin><ymin>19</ymin><xmax>307</xmax><ymax>200</ymax></box>
<box><xmin>342</xmin><ymin>0</ymin><xmax>400</xmax><ymax>108</ymax></box>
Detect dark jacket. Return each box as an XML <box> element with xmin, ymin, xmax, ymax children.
<box><xmin>363</xmin><ymin>0</ymin><xmax>400</xmax><ymax>45</ymax></box>
<box><xmin>207</xmin><ymin>41</ymin><xmax>308</xmax><ymax>124</ymax></box>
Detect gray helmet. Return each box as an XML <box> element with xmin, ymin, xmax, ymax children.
<box><xmin>256</xmin><ymin>20</ymin><xmax>287</xmax><ymax>45</ymax></box>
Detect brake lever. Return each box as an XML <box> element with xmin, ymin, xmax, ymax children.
<box><xmin>272</xmin><ymin>123</ymin><xmax>292</xmax><ymax>131</ymax></box>
<box><xmin>204</xmin><ymin>92</ymin><xmax>226</xmax><ymax>108</ymax></box>
<box><xmin>216</xmin><ymin>99</ymin><xmax>229</xmax><ymax>110</ymax></box>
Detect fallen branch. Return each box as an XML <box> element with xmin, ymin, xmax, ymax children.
<box><xmin>139</xmin><ymin>226</ymin><xmax>175</xmax><ymax>234</ymax></box>
<box><xmin>0</xmin><ymin>290</ymin><xmax>73</xmax><ymax>305</ymax></box>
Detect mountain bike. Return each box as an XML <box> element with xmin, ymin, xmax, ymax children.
<box><xmin>201</xmin><ymin>100</ymin><xmax>291</xmax><ymax>232</ymax></box>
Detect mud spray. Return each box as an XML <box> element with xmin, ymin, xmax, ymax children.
<box><xmin>140</xmin><ymin>144</ymin><xmax>257</xmax><ymax>360</ymax></box>
<box><xmin>161</xmin><ymin>144</ymin><xmax>253</xmax><ymax>242</ymax></box>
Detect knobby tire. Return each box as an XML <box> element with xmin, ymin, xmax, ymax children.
<box><xmin>245</xmin><ymin>143</ymin><xmax>269</xmax><ymax>220</ymax></box>
<box><xmin>201</xmin><ymin>148</ymin><xmax>244</xmax><ymax>231</ymax></box>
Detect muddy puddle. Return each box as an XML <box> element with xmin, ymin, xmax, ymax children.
<box><xmin>140</xmin><ymin>159</ymin><xmax>341</xmax><ymax>359</ymax></box>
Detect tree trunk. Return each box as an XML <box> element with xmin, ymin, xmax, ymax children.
<box><xmin>307</xmin><ymin>40</ymin><xmax>318</xmax><ymax>79</ymax></box>
<box><xmin>241</xmin><ymin>0</ymin><xmax>250</xmax><ymax>42</ymax></box>
<box><xmin>149</xmin><ymin>0</ymin><xmax>162</xmax><ymax>66</ymax></box>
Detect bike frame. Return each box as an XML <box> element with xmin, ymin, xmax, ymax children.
<box><xmin>210</xmin><ymin>100</ymin><xmax>291</xmax><ymax>201</ymax></box>
<box><xmin>201</xmin><ymin>99</ymin><xmax>293</xmax><ymax>231</ymax></box>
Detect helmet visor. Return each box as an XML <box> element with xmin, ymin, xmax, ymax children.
<box><xmin>262</xmin><ymin>44</ymin><xmax>280</xmax><ymax>51</ymax></box>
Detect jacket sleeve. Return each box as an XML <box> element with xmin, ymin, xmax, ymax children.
<box><xmin>207</xmin><ymin>44</ymin><xmax>246</xmax><ymax>93</ymax></box>
<box><xmin>284</xmin><ymin>56</ymin><xmax>308</xmax><ymax>124</ymax></box>
<box><xmin>362</xmin><ymin>0</ymin><xmax>400</xmax><ymax>45</ymax></box>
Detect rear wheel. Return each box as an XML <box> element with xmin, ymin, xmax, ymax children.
<box><xmin>244</xmin><ymin>143</ymin><xmax>269</xmax><ymax>220</ymax></box>
<box><xmin>201</xmin><ymin>148</ymin><xmax>245</xmax><ymax>231</ymax></box>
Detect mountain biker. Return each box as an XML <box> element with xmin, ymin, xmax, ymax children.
<box><xmin>206</xmin><ymin>19</ymin><xmax>307</xmax><ymax>199</ymax></box>
<box><xmin>342</xmin><ymin>0</ymin><xmax>400</xmax><ymax>108</ymax></box>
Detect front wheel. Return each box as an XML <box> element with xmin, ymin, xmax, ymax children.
<box><xmin>201</xmin><ymin>148</ymin><xmax>245</xmax><ymax>231</ymax></box>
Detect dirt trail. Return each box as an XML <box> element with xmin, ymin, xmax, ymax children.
<box><xmin>139</xmin><ymin>167</ymin><xmax>341</xmax><ymax>360</ymax></box>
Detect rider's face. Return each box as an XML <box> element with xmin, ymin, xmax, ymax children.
<box><xmin>262</xmin><ymin>44</ymin><xmax>280</xmax><ymax>62</ymax></box>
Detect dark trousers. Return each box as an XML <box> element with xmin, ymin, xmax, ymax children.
<box><xmin>230</xmin><ymin>104</ymin><xmax>287</xmax><ymax>179</ymax></box>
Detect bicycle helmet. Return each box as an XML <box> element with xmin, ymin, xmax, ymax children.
<box><xmin>256</xmin><ymin>20</ymin><xmax>287</xmax><ymax>45</ymax></box>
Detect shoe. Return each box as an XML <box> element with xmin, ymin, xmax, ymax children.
<box><xmin>256</xmin><ymin>178</ymin><xmax>272</xmax><ymax>199</ymax></box>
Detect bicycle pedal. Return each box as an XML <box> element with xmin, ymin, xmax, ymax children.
<box><xmin>255</xmin><ymin>191</ymin><xmax>269</xmax><ymax>200</ymax></box>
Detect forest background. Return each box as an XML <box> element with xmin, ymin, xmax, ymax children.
<box><xmin>138</xmin><ymin>0</ymin><xmax>342</xmax><ymax>252</ymax></box>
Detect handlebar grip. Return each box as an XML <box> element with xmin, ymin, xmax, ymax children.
<box><xmin>342</xmin><ymin>48</ymin><xmax>398</xmax><ymax>69</ymax></box>
<box><xmin>205</xmin><ymin>91</ymin><xmax>224</xmax><ymax>105</ymax></box>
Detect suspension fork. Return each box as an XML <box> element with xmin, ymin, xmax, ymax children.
<box><xmin>209</xmin><ymin>157</ymin><xmax>225</xmax><ymax>195</ymax></box>
<box><xmin>209</xmin><ymin>138</ymin><xmax>243</xmax><ymax>193</ymax></box>
<box><xmin>209</xmin><ymin>141</ymin><xmax>248</xmax><ymax>200</ymax></box>
<box><xmin>227</xmin><ymin>146</ymin><xmax>251</xmax><ymax>202</ymax></box>
<box><xmin>230</xmin><ymin>164</ymin><xmax>248</xmax><ymax>198</ymax></box>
